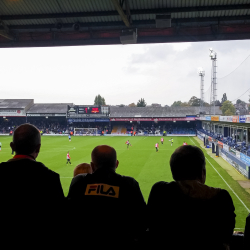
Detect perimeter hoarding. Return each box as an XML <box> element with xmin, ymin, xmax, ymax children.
<box><xmin>221</xmin><ymin>149</ymin><xmax>250</xmax><ymax>179</ymax></box>
<box><xmin>197</xmin><ymin>131</ymin><xmax>205</xmax><ymax>141</ymax></box>
<box><xmin>232</xmin><ymin>116</ymin><xmax>239</xmax><ymax>123</ymax></box>
<box><xmin>27</xmin><ymin>113</ymin><xmax>66</xmax><ymax>117</ymax></box>
<box><xmin>68</xmin><ymin>118</ymin><xmax>110</xmax><ymax>123</ymax></box>
<box><xmin>110</xmin><ymin>117</ymin><xmax>195</xmax><ymax>122</ymax></box>
<box><xmin>211</xmin><ymin>116</ymin><xmax>219</xmax><ymax>121</ymax></box>
<box><xmin>0</xmin><ymin>109</ymin><xmax>26</xmax><ymax>117</ymax></box>
<box><xmin>197</xmin><ymin>131</ymin><xmax>250</xmax><ymax>179</ymax></box>
<box><xmin>219</xmin><ymin>116</ymin><xmax>233</xmax><ymax>122</ymax></box>
<box><xmin>239</xmin><ymin>115</ymin><xmax>246</xmax><ymax>123</ymax></box>
<box><xmin>246</xmin><ymin>115</ymin><xmax>250</xmax><ymax>123</ymax></box>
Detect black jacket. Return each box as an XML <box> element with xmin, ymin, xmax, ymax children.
<box><xmin>245</xmin><ymin>213</ymin><xmax>250</xmax><ymax>250</ymax></box>
<box><xmin>147</xmin><ymin>181</ymin><xmax>236</xmax><ymax>250</ymax></box>
<box><xmin>0</xmin><ymin>158</ymin><xmax>65</xmax><ymax>247</ymax></box>
<box><xmin>67</xmin><ymin>167</ymin><xmax>146</xmax><ymax>242</ymax></box>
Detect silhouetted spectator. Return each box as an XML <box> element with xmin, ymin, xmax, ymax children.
<box><xmin>147</xmin><ymin>145</ymin><xmax>235</xmax><ymax>250</ymax></box>
<box><xmin>245</xmin><ymin>213</ymin><xmax>250</xmax><ymax>250</ymax></box>
<box><xmin>68</xmin><ymin>145</ymin><xmax>146</xmax><ymax>246</ymax></box>
<box><xmin>0</xmin><ymin>123</ymin><xmax>65</xmax><ymax>248</ymax></box>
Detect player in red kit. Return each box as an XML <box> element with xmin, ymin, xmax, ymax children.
<box><xmin>161</xmin><ymin>137</ymin><xmax>164</xmax><ymax>145</ymax></box>
<box><xmin>183</xmin><ymin>141</ymin><xmax>188</xmax><ymax>145</ymax></box>
<box><xmin>155</xmin><ymin>143</ymin><xmax>159</xmax><ymax>152</ymax></box>
<box><xmin>66</xmin><ymin>151</ymin><xmax>71</xmax><ymax>165</ymax></box>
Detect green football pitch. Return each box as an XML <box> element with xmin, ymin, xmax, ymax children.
<box><xmin>0</xmin><ymin>135</ymin><xmax>249</xmax><ymax>230</ymax></box>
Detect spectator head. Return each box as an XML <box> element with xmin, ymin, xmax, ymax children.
<box><xmin>170</xmin><ymin>145</ymin><xmax>206</xmax><ymax>183</ymax></box>
<box><xmin>10</xmin><ymin>123</ymin><xmax>41</xmax><ymax>158</ymax></box>
<box><xmin>91</xmin><ymin>145</ymin><xmax>118</xmax><ymax>172</ymax></box>
<box><xmin>73</xmin><ymin>163</ymin><xmax>92</xmax><ymax>177</ymax></box>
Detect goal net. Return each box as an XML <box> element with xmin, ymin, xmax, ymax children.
<box><xmin>74</xmin><ymin>128</ymin><xmax>98</xmax><ymax>136</ymax></box>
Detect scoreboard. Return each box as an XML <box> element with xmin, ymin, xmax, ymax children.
<box><xmin>78</xmin><ymin>106</ymin><xmax>100</xmax><ymax>114</ymax></box>
<box><xmin>68</xmin><ymin>105</ymin><xmax>109</xmax><ymax>117</ymax></box>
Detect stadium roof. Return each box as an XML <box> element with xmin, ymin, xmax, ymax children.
<box><xmin>110</xmin><ymin>106</ymin><xmax>222</xmax><ymax>118</ymax></box>
<box><xmin>0</xmin><ymin>99</ymin><xmax>33</xmax><ymax>109</ymax></box>
<box><xmin>0</xmin><ymin>0</ymin><xmax>250</xmax><ymax>47</ymax></box>
<box><xmin>27</xmin><ymin>103</ymin><xmax>72</xmax><ymax>114</ymax></box>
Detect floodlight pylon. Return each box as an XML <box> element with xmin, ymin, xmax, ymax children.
<box><xmin>209</xmin><ymin>49</ymin><xmax>217</xmax><ymax>115</ymax></box>
<box><xmin>198</xmin><ymin>68</ymin><xmax>205</xmax><ymax>114</ymax></box>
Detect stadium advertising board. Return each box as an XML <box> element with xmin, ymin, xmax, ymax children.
<box><xmin>197</xmin><ymin>131</ymin><xmax>205</xmax><ymax>141</ymax></box>
<box><xmin>239</xmin><ymin>116</ymin><xmax>246</xmax><ymax>123</ymax></box>
<box><xmin>197</xmin><ymin>116</ymin><xmax>206</xmax><ymax>120</ymax></box>
<box><xmin>219</xmin><ymin>116</ymin><xmax>233</xmax><ymax>122</ymax></box>
<box><xmin>221</xmin><ymin>149</ymin><xmax>250</xmax><ymax>179</ymax></box>
<box><xmin>27</xmin><ymin>113</ymin><xmax>66</xmax><ymax>117</ymax></box>
<box><xmin>0</xmin><ymin>109</ymin><xmax>26</xmax><ymax>117</ymax></box>
<box><xmin>236</xmin><ymin>151</ymin><xmax>241</xmax><ymax>159</ymax></box>
<box><xmin>219</xmin><ymin>116</ymin><xmax>227</xmax><ymax>122</ymax></box>
<box><xmin>205</xmin><ymin>116</ymin><xmax>211</xmax><ymax>121</ymax></box>
<box><xmin>68</xmin><ymin>118</ymin><xmax>109</xmax><ymax>123</ymax></box>
<box><xmin>211</xmin><ymin>116</ymin><xmax>219</xmax><ymax>121</ymax></box>
<box><xmin>232</xmin><ymin>116</ymin><xmax>239</xmax><ymax>123</ymax></box>
<box><xmin>230</xmin><ymin>147</ymin><xmax>236</xmax><ymax>155</ymax></box>
<box><xmin>110</xmin><ymin>117</ymin><xmax>195</xmax><ymax>122</ymax></box>
<box><xmin>245</xmin><ymin>115</ymin><xmax>250</xmax><ymax>123</ymax></box>
<box><xmin>240</xmin><ymin>153</ymin><xmax>250</xmax><ymax>166</ymax></box>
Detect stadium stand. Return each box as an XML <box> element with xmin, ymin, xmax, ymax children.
<box><xmin>121</xmin><ymin>127</ymin><xmax>127</xmax><ymax>134</ymax></box>
<box><xmin>111</xmin><ymin>126</ymin><xmax>118</xmax><ymax>134</ymax></box>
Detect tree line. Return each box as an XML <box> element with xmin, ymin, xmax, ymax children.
<box><xmin>93</xmin><ymin>93</ymin><xmax>249</xmax><ymax>116</ymax></box>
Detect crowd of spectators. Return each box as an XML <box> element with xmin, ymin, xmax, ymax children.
<box><xmin>0</xmin><ymin>123</ymin><xmax>249</xmax><ymax>249</ymax></box>
<box><xmin>0</xmin><ymin>118</ymin><xmax>111</xmax><ymax>135</ymax></box>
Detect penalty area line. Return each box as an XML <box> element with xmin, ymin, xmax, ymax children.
<box><xmin>189</xmin><ymin>137</ymin><xmax>250</xmax><ymax>213</ymax></box>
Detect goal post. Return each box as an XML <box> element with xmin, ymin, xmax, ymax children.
<box><xmin>74</xmin><ymin>128</ymin><xmax>98</xmax><ymax>136</ymax></box>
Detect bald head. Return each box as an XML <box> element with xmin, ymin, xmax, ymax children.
<box><xmin>11</xmin><ymin>124</ymin><xmax>41</xmax><ymax>156</ymax></box>
<box><xmin>91</xmin><ymin>145</ymin><xmax>118</xmax><ymax>171</ymax></box>
<box><xmin>74</xmin><ymin>163</ymin><xmax>92</xmax><ymax>177</ymax></box>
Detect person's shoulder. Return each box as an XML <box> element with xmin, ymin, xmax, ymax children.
<box><xmin>151</xmin><ymin>181</ymin><xmax>176</xmax><ymax>191</ymax></box>
<box><xmin>34</xmin><ymin>161</ymin><xmax>60</xmax><ymax>178</ymax></box>
<box><xmin>215</xmin><ymin>188</ymin><xmax>233</xmax><ymax>200</ymax></box>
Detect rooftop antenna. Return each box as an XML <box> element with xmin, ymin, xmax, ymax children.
<box><xmin>198</xmin><ymin>67</ymin><xmax>205</xmax><ymax>115</ymax></box>
<box><xmin>209</xmin><ymin>48</ymin><xmax>217</xmax><ymax>115</ymax></box>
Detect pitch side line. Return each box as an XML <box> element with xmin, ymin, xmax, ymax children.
<box><xmin>189</xmin><ymin>137</ymin><xmax>250</xmax><ymax>213</ymax></box>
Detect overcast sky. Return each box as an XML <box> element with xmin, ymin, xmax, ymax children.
<box><xmin>1</xmin><ymin>39</ymin><xmax>250</xmax><ymax>106</ymax></box>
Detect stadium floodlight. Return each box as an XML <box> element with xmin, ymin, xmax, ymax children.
<box><xmin>197</xmin><ymin>67</ymin><xmax>204</xmax><ymax>75</ymax></box>
<box><xmin>74</xmin><ymin>128</ymin><xmax>98</xmax><ymax>136</ymax></box>
<box><xmin>209</xmin><ymin>48</ymin><xmax>216</xmax><ymax>60</ymax></box>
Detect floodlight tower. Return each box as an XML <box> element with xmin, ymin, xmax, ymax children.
<box><xmin>209</xmin><ymin>48</ymin><xmax>217</xmax><ymax>115</ymax></box>
<box><xmin>198</xmin><ymin>67</ymin><xmax>205</xmax><ymax>114</ymax></box>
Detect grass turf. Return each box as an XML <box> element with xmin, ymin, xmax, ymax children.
<box><xmin>0</xmin><ymin>135</ymin><xmax>249</xmax><ymax>229</ymax></box>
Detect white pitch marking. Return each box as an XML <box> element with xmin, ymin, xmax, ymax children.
<box><xmin>60</xmin><ymin>177</ymin><xmax>73</xmax><ymax>178</ymax></box>
<box><xmin>189</xmin><ymin>137</ymin><xmax>250</xmax><ymax>213</ymax></box>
